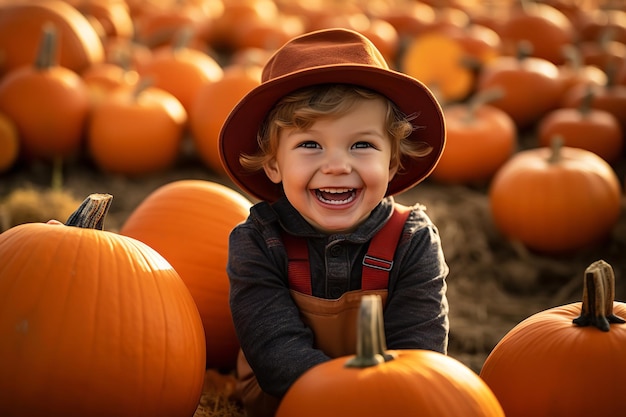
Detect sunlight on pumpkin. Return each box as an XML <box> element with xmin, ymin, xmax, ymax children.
<box><xmin>128</xmin><ymin>238</ymin><xmax>176</xmax><ymax>272</ymax></box>
<box><xmin>401</xmin><ymin>32</ymin><xmax>474</xmax><ymax>103</ymax></box>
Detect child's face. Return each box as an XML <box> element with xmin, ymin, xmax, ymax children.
<box><xmin>263</xmin><ymin>98</ymin><xmax>398</xmax><ymax>233</ymax></box>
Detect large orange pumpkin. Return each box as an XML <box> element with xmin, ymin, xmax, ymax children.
<box><xmin>480</xmin><ymin>260</ymin><xmax>626</xmax><ymax>417</ymax></box>
<box><xmin>276</xmin><ymin>295</ymin><xmax>504</xmax><ymax>417</ymax></box>
<box><xmin>0</xmin><ymin>194</ymin><xmax>206</xmax><ymax>417</ymax></box>
<box><xmin>489</xmin><ymin>137</ymin><xmax>622</xmax><ymax>254</ymax></box>
<box><xmin>120</xmin><ymin>180</ymin><xmax>252</xmax><ymax>370</ymax></box>
<box><xmin>0</xmin><ymin>0</ymin><xmax>104</xmax><ymax>76</ymax></box>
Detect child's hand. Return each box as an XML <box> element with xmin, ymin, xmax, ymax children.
<box><xmin>46</xmin><ymin>220</ymin><xmax>63</xmax><ymax>225</ymax></box>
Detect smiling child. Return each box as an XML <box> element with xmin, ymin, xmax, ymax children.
<box><xmin>218</xmin><ymin>28</ymin><xmax>449</xmax><ymax>417</ymax></box>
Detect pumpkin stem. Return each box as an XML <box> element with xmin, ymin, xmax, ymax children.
<box><xmin>464</xmin><ymin>88</ymin><xmax>504</xmax><ymax>124</ymax></box>
<box><xmin>172</xmin><ymin>25</ymin><xmax>195</xmax><ymax>54</ymax></box>
<box><xmin>547</xmin><ymin>135</ymin><xmax>564</xmax><ymax>164</ymax></box>
<box><xmin>132</xmin><ymin>77</ymin><xmax>154</xmax><ymax>100</ymax></box>
<box><xmin>65</xmin><ymin>193</ymin><xmax>113</xmax><ymax>230</ymax></box>
<box><xmin>515</xmin><ymin>40</ymin><xmax>533</xmax><ymax>61</ymax></box>
<box><xmin>35</xmin><ymin>22</ymin><xmax>59</xmax><ymax>70</ymax></box>
<box><xmin>561</xmin><ymin>44</ymin><xmax>582</xmax><ymax>73</ymax></box>
<box><xmin>345</xmin><ymin>295</ymin><xmax>395</xmax><ymax>368</ymax></box>
<box><xmin>573</xmin><ymin>260</ymin><xmax>625</xmax><ymax>331</ymax></box>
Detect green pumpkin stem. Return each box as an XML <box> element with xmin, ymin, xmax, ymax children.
<box><xmin>345</xmin><ymin>294</ymin><xmax>395</xmax><ymax>368</ymax></box>
<box><xmin>35</xmin><ymin>22</ymin><xmax>58</xmax><ymax>70</ymax></box>
<box><xmin>573</xmin><ymin>260</ymin><xmax>625</xmax><ymax>331</ymax></box>
<box><xmin>464</xmin><ymin>87</ymin><xmax>505</xmax><ymax>124</ymax></box>
<box><xmin>65</xmin><ymin>194</ymin><xmax>113</xmax><ymax>230</ymax></box>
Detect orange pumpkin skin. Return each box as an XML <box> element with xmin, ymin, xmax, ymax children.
<box><xmin>0</xmin><ymin>0</ymin><xmax>104</xmax><ymax>76</ymax></box>
<box><xmin>189</xmin><ymin>66</ymin><xmax>261</xmax><ymax>176</ymax></box>
<box><xmin>498</xmin><ymin>2</ymin><xmax>575</xmax><ymax>65</ymax></box>
<box><xmin>537</xmin><ymin>107</ymin><xmax>623</xmax><ymax>164</ymax></box>
<box><xmin>476</xmin><ymin>55</ymin><xmax>564</xmax><ymax>128</ymax></box>
<box><xmin>276</xmin><ymin>350</ymin><xmax>504</xmax><ymax>417</ymax></box>
<box><xmin>0</xmin><ymin>111</ymin><xmax>19</xmax><ymax>173</ymax></box>
<box><xmin>0</xmin><ymin>222</ymin><xmax>206</xmax><ymax>416</ymax></box>
<box><xmin>87</xmin><ymin>83</ymin><xmax>187</xmax><ymax>176</ymax></box>
<box><xmin>0</xmin><ymin>64</ymin><xmax>90</xmax><ymax>161</ymax></box>
<box><xmin>561</xmin><ymin>83</ymin><xmax>626</xmax><ymax>139</ymax></box>
<box><xmin>120</xmin><ymin>180</ymin><xmax>252</xmax><ymax>370</ymax></box>
<box><xmin>489</xmin><ymin>145</ymin><xmax>622</xmax><ymax>254</ymax></box>
<box><xmin>74</xmin><ymin>0</ymin><xmax>135</xmax><ymax>40</ymax></box>
<box><xmin>480</xmin><ymin>302</ymin><xmax>626</xmax><ymax>417</ymax></box>
<box><xmin>139</xmin><ymin>45</ymin><xmax>224</xmax><ymax>113</ymax></box>
<box><xmin>432</xmin><ymin>103</ymin><xmax>516</xmax><ymax>184</ymax></box>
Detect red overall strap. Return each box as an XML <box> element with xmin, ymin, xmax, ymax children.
<box><xmin>283</xmin><ymin>203</ymin><xmax>411</xmax><ymax>294</ymax></box>
<box><xmin>281</xmin><ymin>232</ymin><xmax>313</xmax><ymax>294</ymax></box>
<box><xmin>361</xmin><ymin>203</ymin><xmax>410</xmax><ymax>290</ymax></box>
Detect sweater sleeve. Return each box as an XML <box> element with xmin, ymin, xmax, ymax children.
<box><xmin>383</xmin><ymin>209</ymin><xmax>450</xmax><ymax>354</ymax></box>
<box><xmin>227</xmin><ymin>222</ymin><xmax>330</xmax><ymax>398</ymax></box>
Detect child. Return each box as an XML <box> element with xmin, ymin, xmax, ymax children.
<box><xmin>218</xmin><ymin>28</ymin><xmax>449</xmax><ymax>417</ymax></box>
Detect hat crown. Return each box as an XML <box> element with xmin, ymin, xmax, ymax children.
<box><xmin>262</xmin><ymin>29</ymin><xmax>389</xmax><ymax>83</ymax></box>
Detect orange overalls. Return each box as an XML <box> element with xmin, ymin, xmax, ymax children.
<box><xmin>235</xmin><ymin>204</ymin><xmax>410</xmax><ymax>417</ymax></box>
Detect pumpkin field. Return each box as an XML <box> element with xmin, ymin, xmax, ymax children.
<box><xmin>1</xmin><ymin>0</ymin><xmax>626</xmax><ymax>416</ymax></box>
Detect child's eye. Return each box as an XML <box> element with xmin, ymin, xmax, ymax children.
<box><xmin>352</xmin><ymin>141</ymin><xmax>374</xmax><ymax>149</ymax></box>
<box><xmin>298</xmin><ymin>141</ymin><xmax>320</xmax><ymax>149</ymax></box>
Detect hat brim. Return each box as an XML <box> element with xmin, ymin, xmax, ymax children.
<box><xmin>219</xmin><ymin>64</ymin><xmax>445</xmax><ymax>202</ymax></box>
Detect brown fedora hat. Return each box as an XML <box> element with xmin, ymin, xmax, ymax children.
<box><xmin>219</xmin><ymin>28</ymin><xmax>445</xmax><ymax>202</ymax></box>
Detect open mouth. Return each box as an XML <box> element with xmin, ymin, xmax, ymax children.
<box><xmin>314</xmin><ymin>188</ymin><xmax>357</xmax><ymax>205</ymax></box>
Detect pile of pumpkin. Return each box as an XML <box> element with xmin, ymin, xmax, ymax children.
<box><xmin>0</xmin><ymin>0</ymin><xmax>625</xmax><ymax>255</ymax></box>
<box><xmin>1</xmin><ymin>0</ymin><xmax>626</xmax><ymax>416</ymax></box>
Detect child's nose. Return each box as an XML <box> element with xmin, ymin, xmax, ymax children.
<box><xmin>321</xmin><ymin>151</ymin><xmax>351</xmax><ymax>174</ymax></box>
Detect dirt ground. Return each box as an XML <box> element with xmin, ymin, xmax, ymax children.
<box><xmin>2</xmin><ymin>138</ymin><xmax>626</xmax><ymax>416</ymax></box>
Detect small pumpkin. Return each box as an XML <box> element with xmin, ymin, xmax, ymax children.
<box><xmin>560</xmin><ymin>65</ymin><xmax>626</xmax><ymax>137</ymax></box>
<box><xmin>498</xmin><ymin>1</ymin><xmax>575</xmax><ymax>65</ymax></box>
<box><xmin>139</xmin><ymin>26</ymin><xmax>224</xmax><ymax>113</ymax></box>
<box><xmin>376</xmin><ymin>1</ymin><xmax>436</xmax><ymax>39</ymax></box>
<box><xmin>120</xmin><ymin>180</ymin><xmax>253</xmax><ymax>370</ymax></box>
<box><xmin>203</xmin><ymin>0</ymin><xmax>280</xmax><ymax>54</ymax></box>
<box><xmin>81</xmin><ymin>61</ymin><xmax>140</xmax><ymax>104</ymax></box>
<box><xmin>400</xmin><ymin>32</ymin><xmax>474</xmax><ymax>103</ymax></box>
<box><xmin>431</xmin><ymin>88</ymin><xmax>516</xmax><ymax>185</ymax></box>
<box><xmin>538</xmin><ymin>87</ymin><xmax>623</xmax><ymax>164</ymax></box>
<box><xmin>578</xmin><ymin>8</ymin><xmax>626</xmax><ymax>44</ymax></box>
<box><xmin>489</xmin><ymin>137</ymin><xmax>622</xmax><ymax>254</ymax></box>
<box><xmin>189</xmin><ymin>64</ymin><xmax>261</xmax><ymax>176</ymax></box>
<box><xmin>276</xmin><ymin>295</ymin><xmax>504</xmax><ymax>417</ymax></box>
<box><xmin>0</xmin><ymin>23</ymin><xmax>90</xmax><ymax>162</ymax></box>
<box><xmin>476</xmin><ymin>41</ymin><xmax>564</xmax><ymax>128</ymax></box>
<box><xmin>0</xmin><ymin>194</ymin><xmax>206</xmax><ymax>417</ymax></box>
<box><xmin>74</xmin><ymin>0</ymin><xmax>135</xmax><ymax>40</ymax></box>
<box><xmin>87</xmin><ymin>77</ymin><xmax>187</xmax><ymax>176</ymax></box>
<box><xmin>558</xmin><ymin>44</ymin><xmax>608</xmax><ymax>99</ymax></box>
<box><xmin>480</xmin><ymin>260</ymin><xmax>626</xmax><ymax>417</ymax></box>
<box><xmin>0</xmin><ymin>0</ymin><xmax>104</xmax><ymax>76</ymax></box>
